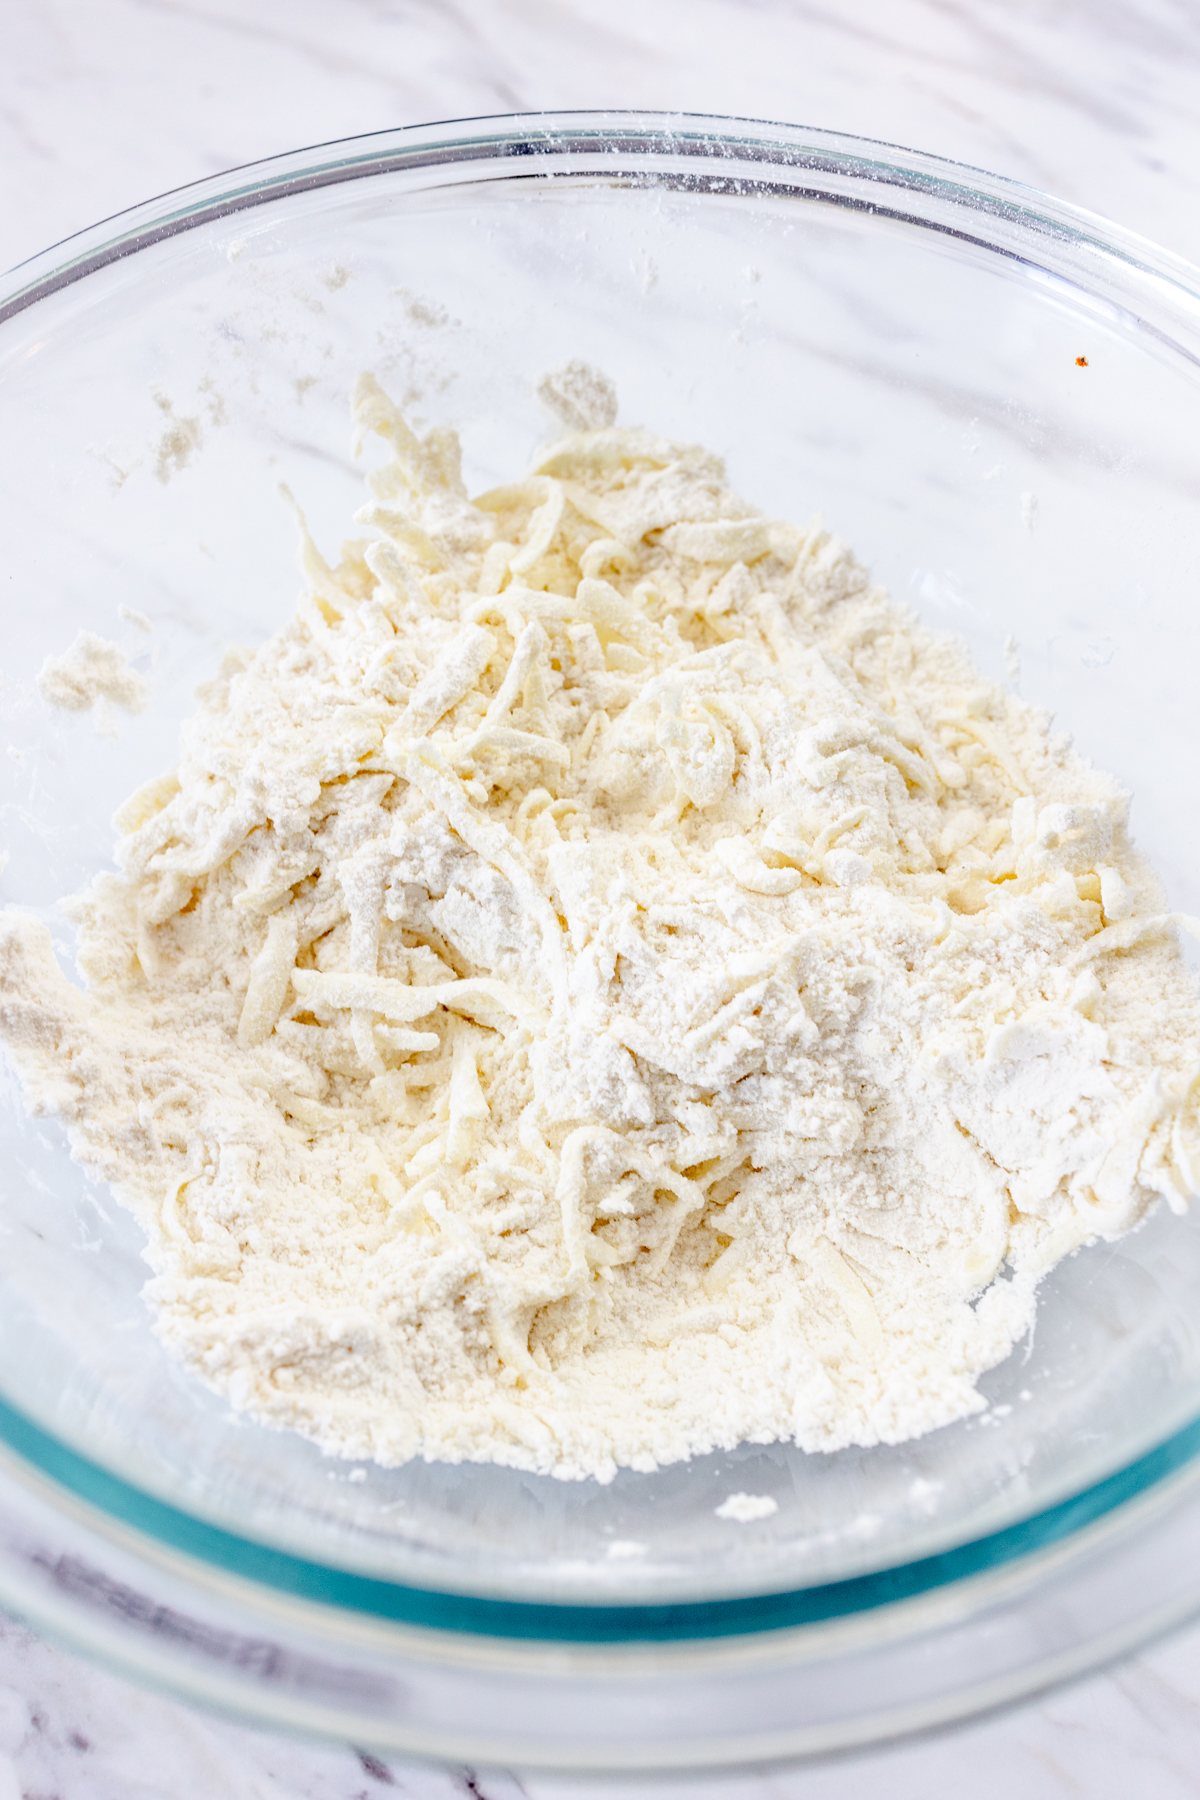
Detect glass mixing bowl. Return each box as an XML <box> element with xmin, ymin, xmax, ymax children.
<box><xmin>3</xmin><ymin>112</ymin><xmax>1200</xmax><ymax>1773</ymax></box>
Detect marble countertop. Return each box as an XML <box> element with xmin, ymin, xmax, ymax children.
<box><xmin>5</xmin><ymin>2</ymin><xmax>1200</xmax><ymax>1795</ymax></box>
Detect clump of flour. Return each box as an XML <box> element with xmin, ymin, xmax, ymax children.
<box><xmin>716</xmin><ymin>1493</ymin><xmax>778</xmax><ymax>1522</ymax></box>
<box><xmin>37</xmin><ymin>631</ymin><xmax>150</xmax><ymax>718</ymax></box>
<box><xmin>2</xmin><ymin>373</ymin><xmax>1199</xmax><ymax>1483</ymax></box>
<box><xmin>537</xmin><ymin>359</ymin><xmax>619</xmax><ymax>433</ymax></box>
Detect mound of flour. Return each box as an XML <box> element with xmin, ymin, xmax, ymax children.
<box><xmin>37</xmin><ymin>630</ymin><xmax>150</xmax><ymax>716</ymax></box>
<box><xmin>2</xmin><ymin>372</ymin><xmax>1199</xmax><ymax>1482</ymax></box>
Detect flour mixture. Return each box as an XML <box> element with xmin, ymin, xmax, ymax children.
<box><xmin>3</xmin><ymin>373</ymin><xmax>1199</xmax><ymax>1480</ymax></box>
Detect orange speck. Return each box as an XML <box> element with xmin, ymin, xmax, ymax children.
<box><xmin>1075</xmin><ymin>355</ymin><xmax>1089</xmax><ymax>367</ymax></box>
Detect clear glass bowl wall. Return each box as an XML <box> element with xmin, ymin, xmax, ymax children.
<box><xmin>3</xmin><ymin>113</ymin><xmax>1200</xmax><ymax>1713</ymax></box>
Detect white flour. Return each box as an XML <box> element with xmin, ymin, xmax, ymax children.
<box><xmin>37</xmin><ymin>630</ymin><xmax>150</xmax><ymax>716</ymax></box>
<box><xmin>716</xmin><ymin>1494</ymin><xmax>778</xmax><ymax>1523</ymax></box>
<box><xmin>3</xmin><ymin>372</ymin><xmax>1199</xmax><ymax>1482</ymax></box>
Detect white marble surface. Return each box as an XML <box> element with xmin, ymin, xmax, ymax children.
<box><xmin>5</xmin><ymin>1</ymin><xmax>1200</xmax><ymax>1794</ymax></box>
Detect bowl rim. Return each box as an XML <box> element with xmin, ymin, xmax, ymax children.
<box><xmin>5</xmin><ymin>107</ymin><xmax>1200</xmax><ymax>341</ymax></box>
<box><xmin>5</xmin><ymin>108</ymin><xmax>1200</xmax><ymax>1636</ymax></box>
<box><xmin>6</xmin><ymin>1384</ymin><xmax>1200</xmax><ymax>1642</ymax></box>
